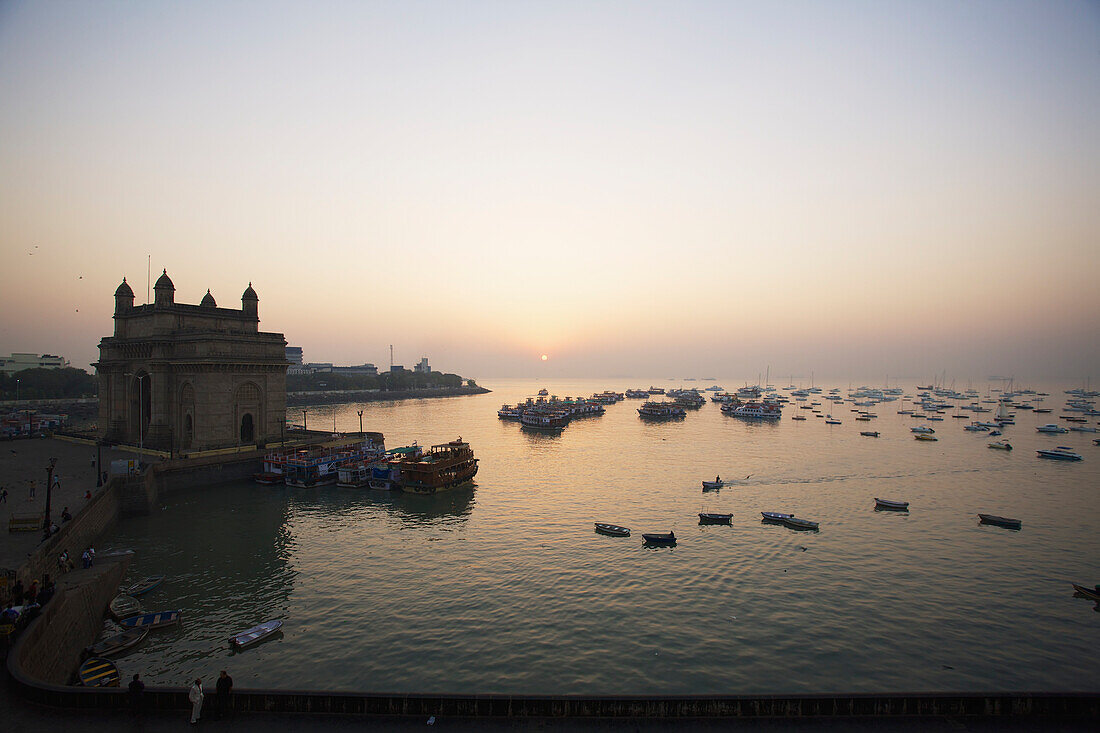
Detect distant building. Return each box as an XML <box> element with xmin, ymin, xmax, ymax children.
<box><xmin>95</xmin><ymin>272</ymin><xmax>288</xmax><ymax>452</ymax></box>
<box><xmin>1</xmin><ymin>353</ymin><xmax>71</xmax><ymax>375</ymax></box>
<box><xmin>333</xmin><ymin>364</ymin><xmax>378</xmax><ymax>376</ymax></box>
<box><xmin>285</xmin><ymin>346</ymin><xmax>303</xmax><ymax>364</ymax></box>
<box><xmin>389</xmin><ymin>365</ymin><xmax>405</xmax><ymax>374</ymax></box>
<box><xmin>414</xmin><ymin>357</ymin><xmax>430</xmax><ymax>374</ymax></box>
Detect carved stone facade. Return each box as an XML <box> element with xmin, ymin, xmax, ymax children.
<box><xmin>94</xmin><ymin>271</ymin><xmax>288</xmax><ymax>452</ymax></box>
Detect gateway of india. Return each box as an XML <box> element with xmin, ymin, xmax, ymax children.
<box><xmin>95</xmin><ymin>270</ymin><xmax>288</xmax><ymax>453</ymax></box>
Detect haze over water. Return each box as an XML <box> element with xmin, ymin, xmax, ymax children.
<box><xmin>105</xmin><ymin>379</ymin><xmax>1100</xmax><ymax>694</ymax></box>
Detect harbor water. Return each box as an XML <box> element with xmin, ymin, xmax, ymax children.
<box><xmin>104</xmin><ymin>379</ymin><xmax>1100</xmax><ymax>694</ymax></box>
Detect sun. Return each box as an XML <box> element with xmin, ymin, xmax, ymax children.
<box><xmin>540</xmin><ymin>354</ymin><xmax>549</xmax><ymax>361</ymax></box>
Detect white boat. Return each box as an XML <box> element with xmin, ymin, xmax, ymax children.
<box><xmin>874</xmin><ymin>498</ymin><xmax>909</xmax><ymax>510</ymax></box>
<box><xmin>723</xmin><ymin>402</ymin><xmax>782</xmax><ymax>420</ymax></box>
<box><xmin>964</xmin><ymin>423</ymin><xmax>989</xmax><ymax>432</ymax></box>
<box><xmin>1036</xmin><ymin>424</ymin><xmax>1068</xmax><ymax>433</ymax></box>
<box><xmin>229</xmin><ymin>619</ymin><xmax>283</xmax><ymax>649</ymax></box>
<box><xmin>1069</xmin><ymin>426</ymin><xmax>1097</xmax><ymax>433</ymax></box>
<box><xmin>910</xmin><ymin>426</ymin><xmax>935</xmax><ymax>434</ymax></box>
<box><xmin>1036</xmin><ymin>447</ymin><xmax>1082</xmax><ymax>461</ymax></box>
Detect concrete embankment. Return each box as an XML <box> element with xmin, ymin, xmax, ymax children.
<box><xmin>287</xmin><ymin>386</ymin><xmax>490</xmax><ymax>407</ymax></box>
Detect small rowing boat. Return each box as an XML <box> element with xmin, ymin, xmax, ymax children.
<box><xmin>1071</xmin><ymin>583</ymin><xmax>1100</xmax><ymax>602</ymax></box>
<box><xmin>874</xmin><ymin>498</ymin><xmax>909</xmax><ymax>511</ymax></box>
<box><xmin>125</xmin><ymin>575</ymin><xmax>164</xmax><ymax>596</ymax></box>
<box><xmin>108</xmin><ymin>594</ymin><xmax>142</xmax><ymax>620</ymax></box>
<box><xmin>641</xmin><ymin>531</ymin><xmax>676</xmax><ymax>545</ymax></box>
<box><xmin>119</xmin><ymin>610</ymin><xmax>182</xmax><ymax>630</ymax></box>
<box><xmin>978</xmin><ymin>514</ymin><xmax>1021</xmax><ymax>530</ymax></box>
<box><xmin>85</xmin><ymin>628</ymin><xmax>148</xmax><ymax>658</ymax></box>
<box><xmin>79</xmin><ymin>657</ymin><xmax>120</xmax><ymax>687</ymax></box>
<box><xmin>781</xmin><ymin>516</ymin><xmax>819</xmax><ymax>531</ymax></box>
<box><xmin>761</xmin><ymin>511</ymin><xmax>793</xmax><ymax>522</ymax></box>
<box><xmin>229</xmin><ymin>619</ymin><xmax>283</xmax><ymax>650</ymax></box>
<box><xmin>698</xmin><ymin>512</ymin><xmax>732</xmax><ymax>524</ymax></box>
<box><xmin>594</xmin><ymin>523</ymin><xmax>630</xmax><ymax>537</ymax></box>
<box><xmin>859</xmin><ymin>431</ymin><xmax>880</xmax><ymax>437</ymax></box>
<box><xmin>701</xmin><ymin>480</ymin><xmax>725</xmax><ymax>490</ymax></box>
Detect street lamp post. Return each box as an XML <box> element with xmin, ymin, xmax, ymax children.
<box><xmin>333</xmin><ymin>407</ymin><xmax>337</xmax><ymax>435</ymax></box>
<box><xmin>303</xmin><ymin>409</ymin><xmax>307</xmax><ymax>433</ymax></box>
<box><xmin>15</xmin><ymin>378</ymin><xmax>19</xmax><ymax>402</ymax></box>
<box><xmin>43</xmin><ymin>457</ymin><xmax>57</xmax><ymax>533</ymax></box>
<box><xmin>357</xmin><ymin>410</ymin><xmax>363</xmax><ymax>437</ymax></box>
<box><xmin>279</xmin><ymin>417</ymin><xmax>285</xmax><ymax>447</ymax></box>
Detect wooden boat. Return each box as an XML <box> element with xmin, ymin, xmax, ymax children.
<box><xmin>594</xmin><ymin>523</ymin><xmax>630</xmax><ymax>537</ymax></box>
<box><xmin>641</xmin><ymin>531</ymin><xmax>676</xmax><ymax>545</ymax></box>
<box><xmin>253</xmin><ymin>471</ymin><xmax>283</xmax><ymax>485</ymax></box>
<box><xmin>988</xmin><ymin>440</ymin><xmax>1013</xmax><ymax>450</ymax></box>
<box><xmin>914</xmin><ymin>434</ymin><xmax>938</xmax><ymax>441</ymax></box>
<box><xmin>781</xmin><ymin>516</ymin><xmax>819</xmax><ymax>531</ymax></box>
<box><xmin>978</xmin><ymin>514</ymin><xmax>1022</xmax><ymax>530</ymax></box>
<box><xmin>125</xmin><ymin>576</ymin><xmax>164</xmax><ymax>596</ymax></box>
<box><xmin>874</xmin><ymin>498</ymin><xmax>909</xmax><ymax>511</ymax></box>
<box><xmin>860</xmin><ymin>431</ymin><xmax>880</xmax><ymax>437</ymax></box>
<box><xmin>760</xmin><ymin>511</ymin><xmax>793</xmax><ymax>523</ymax></box>
<box><xmin>108</xmin><ymin>594</ymin><xmax>142</xmax><ymax>620</ymax></box>
<box><xmin>85</xmin><ymin>628</ymin><xmax>148</xmax><ymax>658</ymax></box>
<box><xmin>395</xmin><ymin>439</ymin><xmax>479</xmax><ymax>494</ymax></box>
<box><xmin>119</xmin><ymin>610</ymin><xmax>182</xmax><ymax>630</ymax></box>
<box><xmin>698</xmin><ymin>512</ymin><xmax>732</xmax><ymax>525</ymax></box>
<box><xmin>229</xmin><ymin>619</ymin><xmax>283</xmax><ymax>649</ymax></box>
<box><xmin>79</xmin><ymin>657</ymin><xmax>120</xmax><ymax>687</ymax></box>
<box><xmin>1071</xmin><ymin>583</ymin><xmax>1100</xmax><ymax>602</ymax></box>
<box><xmin>701</xmin><ymin>480</ymin><xmax>725</xmax><ymax>490</ymax></box>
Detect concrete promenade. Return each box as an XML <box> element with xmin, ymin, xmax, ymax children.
<box><xmin>0</xmin><ymin>436</ymin><xmax>151</xmax><ymax>578</ymax></box>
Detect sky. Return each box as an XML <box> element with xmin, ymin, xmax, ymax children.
<box><xmin>1</xmin><ymin>0</ymin><xmax>1098</xmax><ymax>382</ymax></box>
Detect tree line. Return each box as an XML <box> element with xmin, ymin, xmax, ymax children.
<box><xmin>286</xmin><ymin>370</ymin><xmax>476</xmax><ymax>392</ymax></box>
<box><xmin>0</xmin><ymin>367</ymin><xmax>96</xmax><ymax>400</ymax></box>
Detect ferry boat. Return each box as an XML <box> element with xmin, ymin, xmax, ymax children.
<box><xmin>722</xmin><ymin>402</ymin><xmax>781</xmax><ymax>420</ymax></box>
<box><xmin>736</xmin><ymin>386</ymin><xmax>762</xmax><ymax>399</ymax></box>
<box><xmin>537</xmin><ymin>388</ymin><xmax>549</xmax><ymax>396</ymax></box>
<box><xmin>497</xmin><ymin>404</ymin><xmax>523</xmax><ymax>420</ymax></box>
<box><xmin>283</xmin><ymin>435</ymin><xmax>385</xmax><ymax>488</ymax></box>
<box><xmin>674</xmin><ymin>392</ymin><xmax>706</xmax><ymax>409</ymax></box>
<box><xmin>625</xmin><ymin>389</ymin><xmax>649</xmax><ymax>399</ymax></box>
<box><xmin>637</xmin><ymin>401</ymin><xmax>686</xmax><ymax>419</ymax></box>
<box><xmin>521</xmin><ymin>409</ymin><xmax>571</xmax><ymax>432</ymax></box>
<box><xmin>1036</xmin><ymin>424</ymin><xmax>1068</xmax><ymax>433</ymax></box>
<box><xmin>647</xmin><ymin>386</ymin><xmax>666</xmax><ymax>394</ymax></box>
<box><xmin>393</xmin><ymin>439</ymin><xmax>479</xmax><ymax>494</ymax></box>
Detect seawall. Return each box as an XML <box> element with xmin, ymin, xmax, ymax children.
<box><xmin>287</xmin><ymin>386</ymin><xmax>490</xmax><ymax>407</ymax></box>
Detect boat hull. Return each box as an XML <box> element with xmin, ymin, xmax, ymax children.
<box><xmin>978</xmin><ymin>514</ymin><xmax>1022</xmax><ymax>530</ymax></box>
<box><xmin>119</xmin><ymin>610</ymin><xmax>182</xmax><ymax>630</ymax></box>
<box><xmin>85</xmin><ymin>628</ymin><xmax>148</xmax><ymax>658</ymax></box>
<box><xmin>594</xmin><ymin>523</ymin><xmax>630</xmax><ymax>537</ymax></box>
<box><xmin>78</xmin><ymin>658</ymin><xmax>120</xmax><ymax>687</ymax></box>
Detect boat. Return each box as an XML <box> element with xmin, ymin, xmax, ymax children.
<box><xmin>641</xmin><ymin>531</ymin><xmax>676</xmax><ymax>545</ymax></box>
<box><xmin>791</xmin><ymin>414</ymin><xmax>807</xmax><ymax>421</ymax></box>
<box><xmin>282</xmin><ymin>436</ymin><xmax>386</xmax><ymax>488</ymax></box>
<box><xmin>1036</xmin><ymin>424</ymin><xmax>1068</xmax><ymax>433</ymax></box>
<box><xmin>78</xmin><ymin>658</ymin><xmax>120</xmax><ymax>687</ymax></box>
<box><xmin>1033</xmin><ymin>408</ymin><xmax>1052</xmax><ymax>414</ymax></box>
<box><xmin>781</xmin><ymin>516</ymin><xmax>819</xmax><ymax>530</ymax></box>
<box><xmin>108</xmin><ymin>594</ymin><xmax>142</xmax><ymax>620</ymax></box>
<box><xmin>85</xmin><ymin>628</ymin><xmax>148</xmax><ymax>658</ymax></box>
<box><xmin>1071</xmin><ymin>583</ymin><xmax>1100</xmax><ymax>602</ymax></box>
<box><xmin>988</xmin><ymin>440</ymin><xmax>1013</xmax><ymax>450</ymax></box>
<box><xmin>910</xmin><ymin>425</ymin><xmax>935</xmax><ymax>434</ymax></box>
<box><xmin>647</xmin><ymin>386</ymin><xmax>665</xmax><ymax>394</ymax></box>
<box><xmin>760</xmin><ymin>511</ymin><xmax>793</xmax><ymax>522</ymax></box>
<box><xmin>988</xmin><ymin>430</ymin><xmax>1002</xmax><ymax>436</ymax></box>
<box><xmin>1036</xmin><ymin>447</ymin><xmax>1083</xmax><ymax>461</ymax></box>
<box><xmin>229</xmin><ymin>619</ymin><xmax>283</xmax><ymax>650</ymax></box>
<box><xmin>874</xmin><ymin>498</ymin><xmax>909</xmax><ymax>511</ymax></box>
<box><xmin>914</xmin><ymin>434</ymin><xmax>938</xmax><ymax>441</ymax></box>
<box><xmin>336</xmin><ymin>459</ymin><xmax>388</xmax><ymax>488</ymax></box>
<box><xmin>497</xmin><ymin>404</ymin><xmax>523</xmax><ymax>420</ymax></box>
<box><xmin>252</xmin><ymin>471</ymin><xmax>283</xmax><ymax>485</ymax></box>
<box><xmin>537</xmin><ymin>388</ymin><xmax>549</xmax><ymax>396</ymax></box>
<box><xmin>521</xmin><ymin>409</ymin><xmax>570</xmax><ymax>432</ymax></box>
<box><xmin>119</xmin><ymin>610</ymin><xmax>182</xmax><ymax>630</ymax></box>
<box><xmin>637</xmin><ymin>401</ymin><xmax>686</xmax><ymax>419</ymax></box>
<box><xmin>393</xmin><ymin>439</ymin><xmax>479</xmax><ymax>494</ymax></box>
<box><xmin>1070</xmin><ymin>425</ymin><xmax>1097</xmax><ymax>433</ymax></box>
<box><xmin>964</xmin><ymin>423</ymin><xmax>990</xmax><ymax>432</ymax></box>
<box><xmin>1094</xmin><ymin>438</ymin><xmax>1100</xmax><ymax>446</ymax></box>
<box><xmin>125</xmin><ymin>576</ymin><xmax>164</xmax><ymax>596</ymax></box>
<box><xmin>701</xmin><ymin>479</ymin><xmax>725</xmax><ymax>490</ymax></box>
<box><xmin>698</xmin><ymin>512</ymin><xmax>733</xmax><ymax>524</ymax></box>
<box><xmin>859</xmin><ymin>431</ymin><xmax>880</xmax><ymax>437</ymax></box>
<box><xmin>824</xmin><ymin>415</ymin><xmax>842</xmax><ymax>424</ymax></box>
<box><xmin>625</xmin><ymin>389</ymin><xmax>649</xmax><ymax>399</ymax></box>
<box><xmin>978</xmin><ymin>514</ymin><xmax>1022</xmax><ymax>529</ymax></box>
<box><xmin>722</xmin><ymin>402</ymin><xmax>782</xmax><ymax>420</ymax></box>
<box><xmin>594</xmin><ymin>523</ymin><xmax>630</xmax><ymax>537</ymax></box>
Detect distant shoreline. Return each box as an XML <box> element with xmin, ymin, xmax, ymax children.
<box><xmin>286</xmin><ymin>385</ymin><xmax>491</xmax><ymax>407</ymax></box>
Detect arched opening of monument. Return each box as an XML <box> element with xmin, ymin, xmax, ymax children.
<box><xmin>240</xmin><ymin>413</ymin><xmax>254</xmax><ymax>444</ymax></box>
<box><xmin>129</xmin><ymin>371</ymin><xmax>151</xmax><ymax>444</ymax></box>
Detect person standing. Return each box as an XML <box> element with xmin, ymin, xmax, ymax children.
<box><xmin>215</xmin><ymin>669</ymin><xmax>233</xmax><ymax>719</ymax></box>
<box><xmin>188</xmin><ymin>678</ymin><xmax>204</xmax><ymax>724</ymax></box>
<box><xmin>128</xmin><ymin>673</ymin><xmax>144</xmax><ymax>712</ymax></box>
<box><xmin>28</xmin><ymin>480</ymin><xmax>35</xmax><ymax>500</ymax></box>
<box><xmin>1</xmin><ymin>486</ymin><xmax>7</xmax><ymax>503</ymax></box>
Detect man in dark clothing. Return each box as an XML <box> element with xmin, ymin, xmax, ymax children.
<box><xmin>215</xmin><ymin>670</ymin><xmax>233</xmax><ymax>718</ymax></box>
<box><xmin>128</xmin><ymin>673</ymin><xmax>145</xmax><ymax>712</ymax></box>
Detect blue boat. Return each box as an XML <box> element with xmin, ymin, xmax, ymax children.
<box><xmin>119</xmin><ymin>610</ymin><xmax>182</xmax><ymax>630</ymax></box>
<box><xmin>125</xmin><ymin>575</ymin><xmax>164</xmax><ymax>596</ymax></box>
